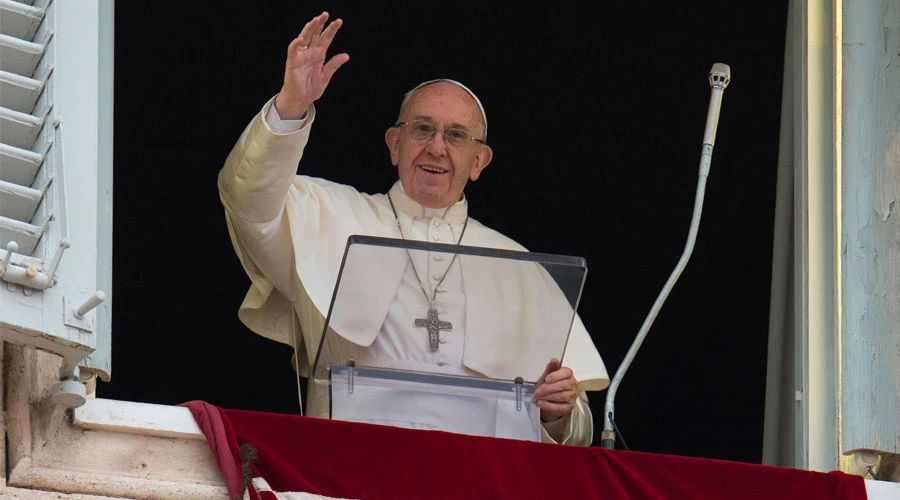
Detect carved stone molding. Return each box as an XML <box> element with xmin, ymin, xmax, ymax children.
<box><xmin>2</xmin><ymin>343</ymin><xmax>228</xmax><ymax>499</ymax></box>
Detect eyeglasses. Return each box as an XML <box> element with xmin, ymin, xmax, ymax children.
<box><xmin>395</xmin><ymin>120</ymin><xmax>485</xmax><ymax>149</ymax></box>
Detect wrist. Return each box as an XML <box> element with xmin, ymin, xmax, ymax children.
<box><xmin>273</xmin><ymin>94</ymin><xmax>310</xmax><ymax>120</ymax></box>
<box><xmin>540</xmin><ymin>413</ymin><xmax>564</xmax><ymax>423</ymax></box>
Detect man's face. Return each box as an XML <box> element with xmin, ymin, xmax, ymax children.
<box><xmin>385</xmin><ymin>82</ymin><xmax>493</xmax><ymax>209</ymax></box>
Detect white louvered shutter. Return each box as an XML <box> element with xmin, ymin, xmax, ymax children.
<box><xmin>0</xmin><ymin>0</ymin><xmax>113</xmax><ymax>382</ymax></box>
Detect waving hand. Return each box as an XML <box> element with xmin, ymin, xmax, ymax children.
<box><xmin>274</xmin><ymin>11</ymin><xmax>350</xmax><ymax>119</ymax></box>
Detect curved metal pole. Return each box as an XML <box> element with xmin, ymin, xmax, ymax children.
<box><xmin>601</xmin><ymin>63</ymin><xmax>731</xmax><ymax>449</ymax></box>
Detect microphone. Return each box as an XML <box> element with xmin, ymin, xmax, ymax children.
<box><xmin>701</xmin><ymin>63</ymin><xmax>732</xmax><ymax>174</ymax></box>
<box><xmin>600</xmin><ymin>63</ymin><xmax>731</xmax><ymax>450</ymax></box>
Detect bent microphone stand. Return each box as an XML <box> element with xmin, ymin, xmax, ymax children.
<box><xmin>601</xmin><ymin>63</ymin><xmax>732</xmax><ymax>450</ymax></box>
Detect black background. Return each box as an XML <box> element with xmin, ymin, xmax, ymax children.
<box><xmin>106</xmin><ymin>2</ymin><xmax>789</xmax><ymax>462</ymax></box>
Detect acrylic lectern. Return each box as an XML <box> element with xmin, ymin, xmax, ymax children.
<box><xmin>311</xmin><ymin>235</ymin><xmax>587</xmax><ymax>442</ymax></box>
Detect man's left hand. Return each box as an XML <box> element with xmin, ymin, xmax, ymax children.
<box><xmin>533</xmin><ymin>358</ymin><xmax>578</xmax><ymax>423</ymax></box>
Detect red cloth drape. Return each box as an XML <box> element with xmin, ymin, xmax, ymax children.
<box><xmin>182</xmin><ymin>401</ymin><xmax>866</xmax><ymax>500</ymax></box>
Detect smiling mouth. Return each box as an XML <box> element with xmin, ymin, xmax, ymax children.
<box><xmin>419</xmin><ymin>165</ymin><xmax>447</xmax><ymax>174</ymax></box>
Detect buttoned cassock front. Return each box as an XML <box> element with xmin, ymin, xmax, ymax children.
<box><xmin>218</xmin><ymin>98</ymin><xmax>609</xmax><ymax>445</ymax></box>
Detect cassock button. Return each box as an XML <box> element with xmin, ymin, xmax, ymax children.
<box><xmin>432</xmin><ymin>274</ymin><xmax>442</xmax><ymax>281</ymax></box>
<box><xmin>431</xmin><ymin>234</ymin><xmax>440</xmax><ymax>241</ymax></box>
<box><xmin>439</xmin><ymin>337</ymin><xmax>448</xmax><ymax>344</ymax></box>
<box><xmin>434</xmin><ymin>254</ymin><xmax>445</xmax><ymax>261</ymax></box>
<box><xmin>437</xmin><ymin>361</ymin><xmax>449</xmax><ymax>367</ymax></box>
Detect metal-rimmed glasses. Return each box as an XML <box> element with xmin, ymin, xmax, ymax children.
<box><xmin>395</xmin><ymin>120</ymin><xmax>485</xmax><ymax>149</ymax></box>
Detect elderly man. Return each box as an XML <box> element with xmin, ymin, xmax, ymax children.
<box><xmin>218</xmin><ymin>11</ymin><xmax>609</xmax><ymax>445</ymax></box>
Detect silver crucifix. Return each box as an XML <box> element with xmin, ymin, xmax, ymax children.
<box><xmin>415</xmin><ymin>307</ymin><xmax>452</xmax><ymax>352</ymax></box>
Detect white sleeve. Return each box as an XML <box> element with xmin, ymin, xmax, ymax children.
<box><xmin>540</xmin><ymin>392</ymin><xmax>593</xmax><ymax>446</ymax></box>
<box><xmin>263</xmin><ymin>95</ymin><xmax>311</xmax><ymax>135</ymax></box>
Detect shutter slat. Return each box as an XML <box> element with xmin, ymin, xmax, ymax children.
<box><xmin>0</xmin><ymin>0</ymin><xmax>48</xmax><ymax>259</ymax></box>
<box><xmin>0</xmin><ymin>213</ymin><xmax>46</xmax><ymax>255</ymax></box>
<box><xmin>0</xmin><ymin>105</ymin><xmax>44</xmax><ymax>149</ymax></box>
<box><xmin>0</xmin><ymin>0</ymin><xmax>44</xmax><ymax>40</ymax></box>
<box><xmin>0</xmin><ymin>177</ymin><xmax>46</xmax><ymax>221</ymax></box>
<box><xmin>0</xmin><ymin>69</ymin><xmax>43</xmax><ymax>112</ymax></box>
<box><xmin>0</xmin><ymin>143</ymin><xmax>44</xmax><ymax>186</ymax></box>
<box><xmin>0</xmin><ymin>33</ymin><xmax>45</xmax><ymax>76</ymax></box>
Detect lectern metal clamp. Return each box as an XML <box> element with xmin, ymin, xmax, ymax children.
<box><xmin>514</xmin><ymin>376</ymin><xmax>524</xmax><ymax>411</ymax></box>
<box><xmin>346</xmin><ymin>360</ymin><xmax>356</xmax><ymax>395</ymax></box>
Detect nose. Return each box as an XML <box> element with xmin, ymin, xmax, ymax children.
<box><xmin>424</xmin><ymin>129</ymin><xmax>449</xmax><ymax>155</ymax></box>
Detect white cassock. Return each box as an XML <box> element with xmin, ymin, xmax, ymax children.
<box><xmin>218</xmin><ymin>97</ymin><xmax>610</xmax><ymax>445</ymax></box>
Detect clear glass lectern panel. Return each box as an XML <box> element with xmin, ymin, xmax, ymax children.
<box><xmin>311</xmin><ymin>235</ymin><xmax>587</xmax><ymax>441</ymax></box>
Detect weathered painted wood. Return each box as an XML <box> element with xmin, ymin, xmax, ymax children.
<box><xmin>840</xmin><ymin>0</ymin><xmax>900</xmax><ymax>455</ymax></box>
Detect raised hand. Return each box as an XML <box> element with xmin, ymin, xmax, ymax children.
<box><xmin>274</xmin><ymin>11</ymin><xmax>350</xmax><ymax>119</ymax></box>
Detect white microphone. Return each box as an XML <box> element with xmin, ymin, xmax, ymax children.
<box><xmin>600</xmin><ymin>63</ymin><xmax>731</xmax><ymax>450</ymax></box>
<box><xmin>700</xmin><ymin>63</ymin><xmax>731</xmax><ymax>175</ymax></box>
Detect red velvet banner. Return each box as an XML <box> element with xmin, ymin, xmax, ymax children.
<box><xmin>183</xmin><ymin>401</ymin><xmax>866</xmax><ymax>500</ymax></box>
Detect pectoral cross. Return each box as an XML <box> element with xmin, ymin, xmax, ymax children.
<box><xmin>415</xmin><ymin>307</ymin><xmax>452</xmax><ymax>352</ymax></box>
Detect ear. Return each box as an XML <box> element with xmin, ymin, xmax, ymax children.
<box><xmin>468</xmin><ymin>144</ymin><xmax>493</xmax><ymax>181</ymax></box>
<box><xmin>385</xmin><ymin>127</ymin><xmax>400</xmax><ymax>166</ymax></box>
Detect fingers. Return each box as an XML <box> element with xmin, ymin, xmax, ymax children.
<box><xmin>534</xmin><ymin>362</ymin><xmax>578</xmax><ymax>422</ymax></box>
<box><xmin>287</xmin><ymin>35</ymin><xmax>307</xmax><ymax>57</ymax></box>
<box><xmin>534</xmin><ymin>382</ymin><xmax>577</xmax><ymax>422</ymax></box>
<box><xmin>543</xmin><ymin>366</ymin><xmax>574</xmax><ymax>386</ymax></box>
<box><xmin>323</xmin><ymin>52</ymin><xmax>351</xmax><ymax>80</ymax></box>
<box><xmin>535</xmin><ymin>382</ymin><xmax>577</xmax><ymax>422</ymax></box>
<box><xmin>295</xmin><ymin>12</ymin><xmax>342</xmax><ymax>52</ymax></box>
<box><xmin>536</xmin><ymin>357</ymin><xmax>561</xmax><ymax>386</ymax></box>
<box><xmin>533</xmin><ymin>362</ymin><xmax>577</xmax><ymax>401</ymax></box>
<box><xmin>545</xmin><ymin>357</ymin><xmax>561</xmax><ymax>373</ymax></box>
<box><xmin>319</xmin><ymin>16</ymin><xmax>343</xmax><ymax>46</ymax></box>
<box><xmin>298</xmin><ymin>12</ymin><xmax>328</xmax><ymax>46</ymax></box>
<box><xmin>533</xmin><ymin>375</ymin><xmax>577</xmax><ymax>401</ymax></box>
<box><xmin>277</xmin><ymin>12</ymin><xmax>349</xmax><ymax>118</ymax></box>
<box><xmin>286</xmin><ymin>12</ymin><xmax>348</xmax><ymax>78</ymax></box>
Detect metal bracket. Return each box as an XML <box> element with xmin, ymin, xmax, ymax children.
<box><xmin>44</xmin><ymin>365</ymin><xmax>87</xmax><ymax>442</ymax></box>
<box><xmin>346</xmin><ymin>360</ymin><xmax>356</xmax><ymax>395</ymax></box>
<box><xmin>514</xmin><ymin>376</ymin><xmax>524</xmax><ymax>411</ymax></box>
<box><xmin>1</xmin><ymin>239</ymin><xmax>68</xmax><ymax>293</ymax></box>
